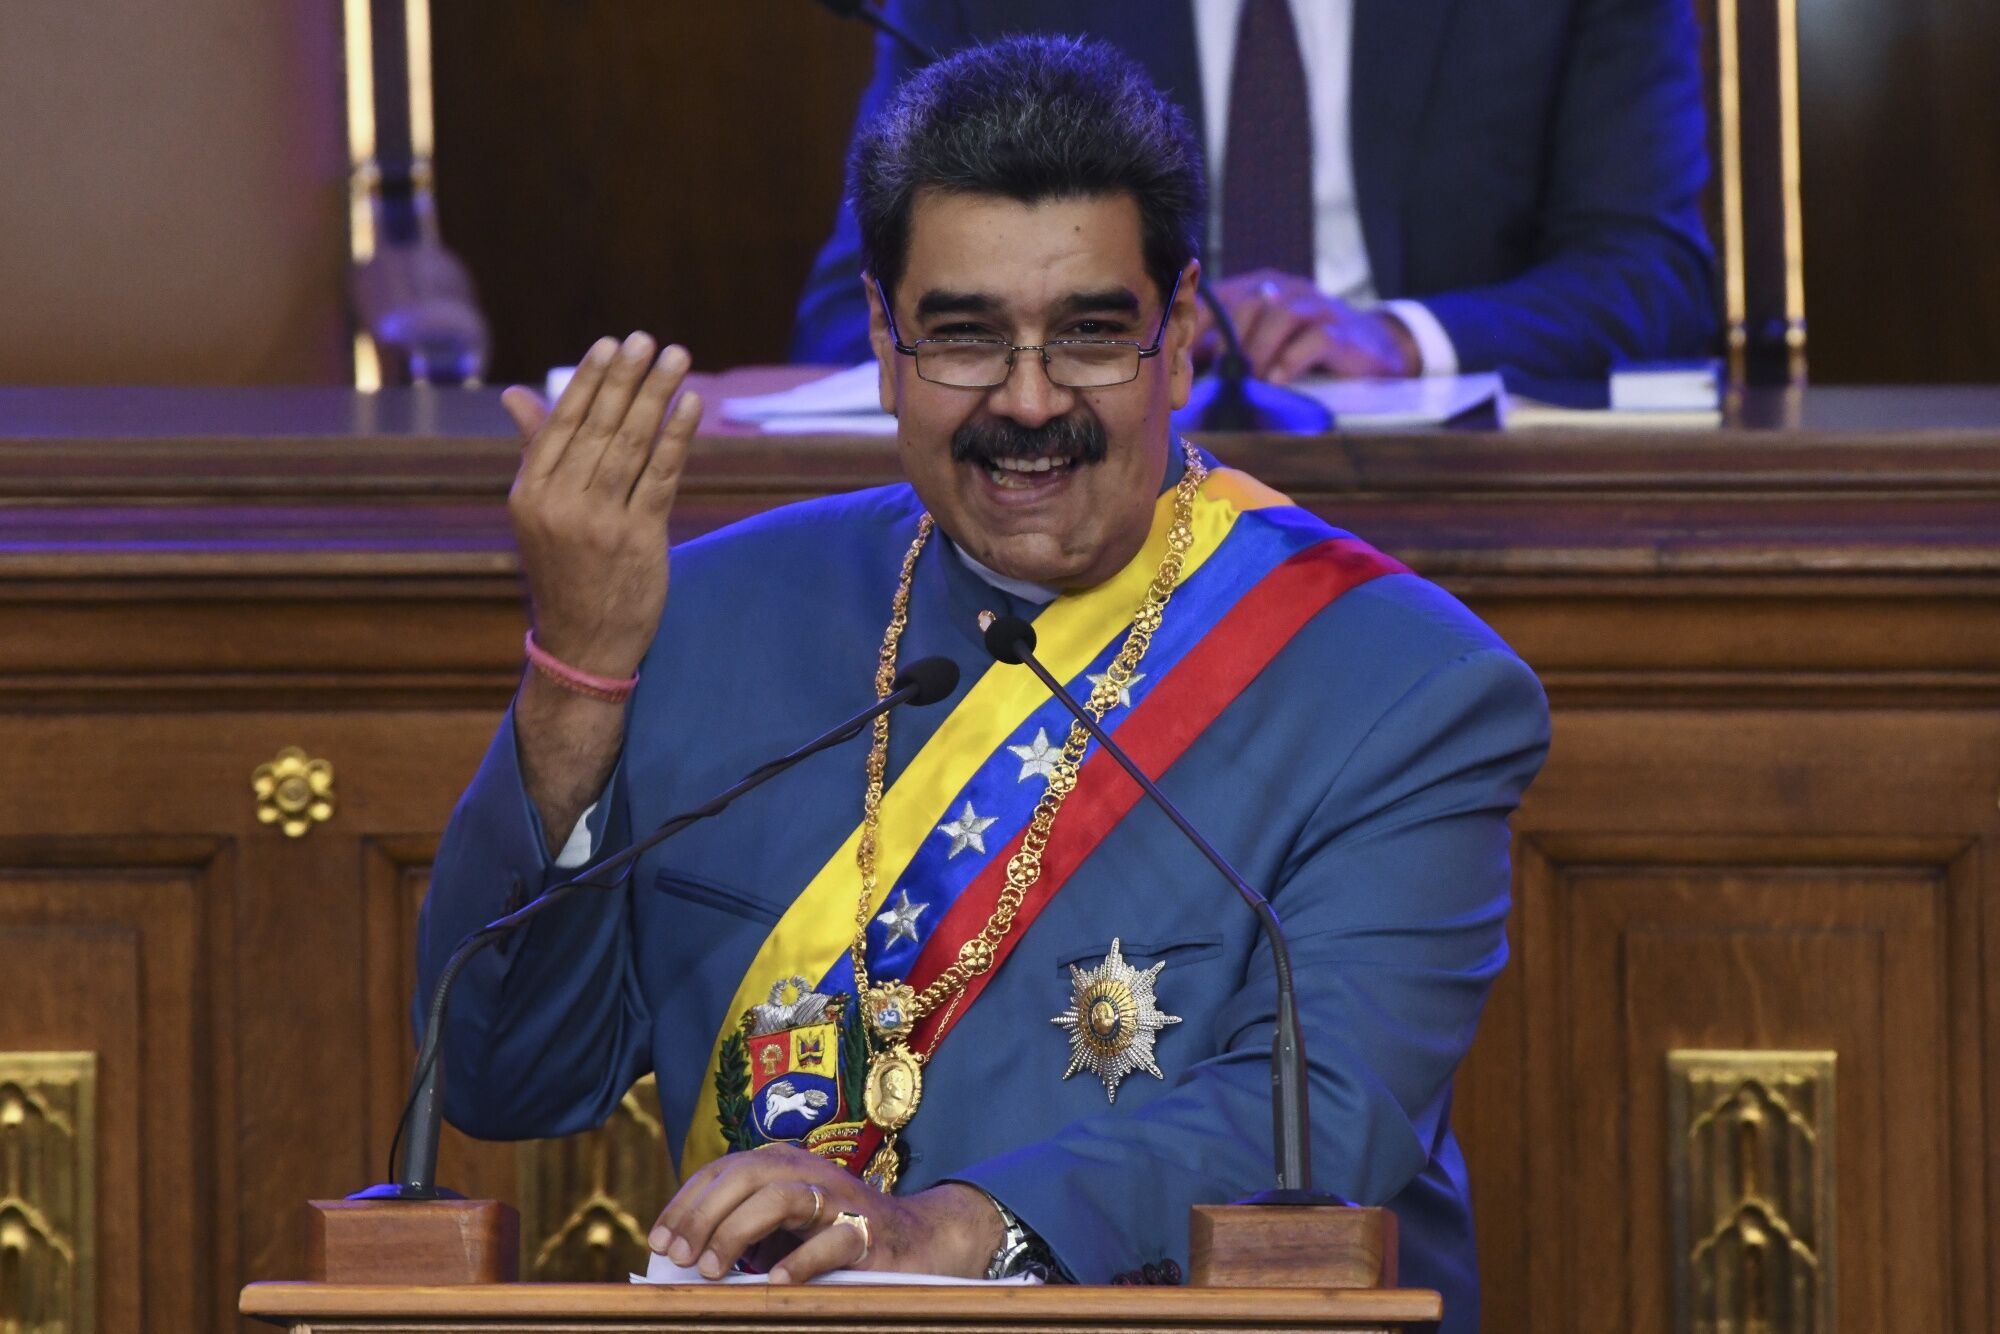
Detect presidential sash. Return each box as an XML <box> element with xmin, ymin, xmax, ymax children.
<box><xmin>686</xmin><ymin>467</ymin><xmax>1407</xmax><ymax>1178</ymax></box>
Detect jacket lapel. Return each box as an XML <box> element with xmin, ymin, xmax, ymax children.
<box><xmin>1349</xmin><ymin>0</ymin><xmax>1459</xmax><ymax>295</ymax></box>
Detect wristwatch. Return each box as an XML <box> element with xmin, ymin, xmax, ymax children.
<box><xmin>980</xmin><ymin>1191</ymin><xmax>1061</xmax><ymax>1281</ymax></box>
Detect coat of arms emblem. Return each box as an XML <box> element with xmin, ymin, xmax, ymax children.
<box><xmin>715</xmin><ymin>975</ymin><xmax>868</xmax><ymax>1165</ymax></box>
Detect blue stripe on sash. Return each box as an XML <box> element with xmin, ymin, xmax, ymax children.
<box><xmin>816</xmin><ymin>506</ymin><xmax>1334</xmax><ymax>998</ymax></box>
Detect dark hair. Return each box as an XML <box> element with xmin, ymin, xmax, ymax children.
<box><xmin>850</xmin><ymin>34</ymin><xmax>1204</xmax><ymax>306</ymax></box>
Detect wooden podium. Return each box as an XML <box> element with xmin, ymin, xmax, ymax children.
<box><xmin>248</xmin><ymin>1199</ymin><xmax>1440</xmax><ymax>1331</ymax></box>
<box><xmin>239</xmin><ymin>1281</ymin><xmax>1443</xmax><ymax>1332</ymax></box>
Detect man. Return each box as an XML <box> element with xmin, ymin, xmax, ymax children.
<box><xmin>792</xmin><ymin>0</ymin><xmax>1717</xmax><ymax>382</ymax></box>
<box><xmin>420</xmin><ymin>37</ymin><xmax>1546</xmax><ymax>1329</ymax></box>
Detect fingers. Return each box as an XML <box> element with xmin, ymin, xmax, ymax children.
<box><xmin>653</xmin><ymin>1148</ymin><xmax>803</xmax><ymax>1274</ymax></box>
<box><xmin>587</xmin><ymin>344</ymin><xmax>692</xmax><ymax>501</ymax></box>
<box><xmin>698</xmin><ymin>1179</ymin><xmax>825</xmax><ymax>1279</ymax></box>
<box><xmin>562</xmin><ymin>332</ymin><xmax>661</xmax><ymax>484</ymax></box>
<box><xmin>635</xmin><ymin>387</ymin><xmax>701</xmax><ymax>513</ymax></box>
<box><xmin>1267</xmin><ymin>322</ymin><xmax>1335</xmax><ymax>385</ymax></box>
<box><xmin>500</xmin><ymin>385</ymin><xmax>551</xmax><ymax>441</ymax></box>
<box><xmin>1240</xmin><ymin>301</ymin><xmax>1315</xmax><ymax>375</ymax></box>
<box><xmin>521</xmin><ymin>336</ymin><xmax>618</xmax><ymax>482</ymax></box>
<box><xmin>770</xmin><ymin>1211</ymin><xmax>872</xmax><ymax>1285</ymax></box>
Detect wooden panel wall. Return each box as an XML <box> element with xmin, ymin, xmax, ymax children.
<box><xmin>0</xmin><ymin>5</ymin><xmax>350</xmax><ymax>384</ymax></box>
<box><xmin>1796</xmin><ymin>0</ymin><xmax>2000</xmax><ymax>382</ymax></box>
<box><xmin>2</xmin><ymin>418</ymin><xmax>1999</xmax><ymax>1329</ymax></box>
<box><xmin>428</xmin><ymin>0</ymin><xmax>875</xmax><ymax>383</ymax></box>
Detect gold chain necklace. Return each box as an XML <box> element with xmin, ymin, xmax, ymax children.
<box><xmin>848</xmin><ymin>440</ymin><xmax>1207</xmax><ymax>1190</ymax></box>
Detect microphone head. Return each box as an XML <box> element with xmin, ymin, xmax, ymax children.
<box><xmin>981</xmin><ymin>614</ymin><xmax>1038</xmax><ymax>665</ymax></box>
<box><xmin>891</xmin><ymin>655</ymin><xmax>961</xmax><ymax>706</ymax></box>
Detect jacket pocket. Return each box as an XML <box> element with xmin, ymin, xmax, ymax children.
<box><xmin>652</xmin><ymin>869</ymin><xmax>783</xmax><ymax>926</ymax></box>
<box><xmin>1054</xmin><ymin>933</ymin><xmax>1224</xmax><ymax>971</ymax></box>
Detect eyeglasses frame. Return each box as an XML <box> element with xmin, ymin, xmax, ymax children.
<box><xmin>872</xmin><ymin>271</ymin><xmax>1185</xmax><ymax>390</ymax></box>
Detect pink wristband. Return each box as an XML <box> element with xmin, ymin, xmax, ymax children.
<box><xmin>523</xmin><ymin>630</ymin><xmax>639</xmax><ymax>703</ymax></box>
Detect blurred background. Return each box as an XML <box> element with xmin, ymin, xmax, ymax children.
<box><xmin>0</xmin><ymin>0</ymin><xmax>1993</xmax><ymax>391</ymax></box>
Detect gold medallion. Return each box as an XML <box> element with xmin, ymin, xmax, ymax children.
<box><xmin>863</xmin><ymin>1043</ymin><xmax>923</xmax><ymax>1130</ymax></box>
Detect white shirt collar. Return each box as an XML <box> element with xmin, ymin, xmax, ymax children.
<box><xmin>950</xmin><ymin>540</ymin><xmax>1058</xmax><ymax>605</ymax></box>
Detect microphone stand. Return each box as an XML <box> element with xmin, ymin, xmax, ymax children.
<box><xmin>317</xmin><ymin>658</ymin><xmax>958</xmax><ymax>1282</ymax></box>
<box><xmin>983</xmin><ymin>618</ymin><xmax>1403</xmax><ymax>1290</ymax></box>
<box><xmin>1174</xmin><ymin>283</ymin><xmax>1335</xmax><ymax>435</ymax></box>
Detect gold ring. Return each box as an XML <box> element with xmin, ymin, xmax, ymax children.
<box><xmin>832</xmin><ymin>1209</ymin><xmax>871</xmax><ymax>1262</ymax></box>
<box><xmin>804</xmin><ymin>1182</ymin><xmax>825</xmax><ymax>1230</ymax></box>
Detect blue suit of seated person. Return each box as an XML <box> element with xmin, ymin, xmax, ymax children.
<box><xmin>419</xmin><ymin>37</ymin><xmax>1547</xmax><ymax>1332</ymax></box>
<box><xmin>793</xmin><ymin>0</ymin><xmax>1717</xmax><ymax>381</ymax></box>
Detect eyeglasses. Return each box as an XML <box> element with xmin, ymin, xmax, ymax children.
<box><xmin>874</xmin><ymin>273</ymin><xmax>1182</xmax><ymax>390</ymax></box>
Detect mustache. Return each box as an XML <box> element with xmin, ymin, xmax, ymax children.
<box><xmin>950</xmin><ymin>413</ymin><xmax>1108</xmax><ymax>466</ymax></box>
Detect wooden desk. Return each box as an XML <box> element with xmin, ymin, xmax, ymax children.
<box><xmin>238</xmin><ymin>1281</ymin><xmax>1444</xmax><ymax>1333</ymax></box>
<box><xmin>2</xmin><ymin>384</ymin><xmax>1997</xmax><ymax>1334</ymax></box>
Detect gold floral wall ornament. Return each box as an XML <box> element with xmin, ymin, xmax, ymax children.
<box><xmin>252</xmin><ymin>747</ymin><xmax>336</xmax><ymax>837</ymax></box>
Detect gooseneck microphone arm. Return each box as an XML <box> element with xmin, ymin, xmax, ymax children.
<box><xmin>363</xmin><ymin>655</ymin><xmax>961</xmax><ymax>1201</ymax></box>
<box><xmin>1198</xmin><ymin>282</ymin><xmax>1255</xmax><ymax>386</ymax></box>
<box><xmin>981</xmin><ymin>616</ymin><xmax>1320</xmax><ymax>1200</ymax></box>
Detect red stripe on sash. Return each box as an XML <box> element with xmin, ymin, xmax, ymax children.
<box><xmin>847</xmin><ymin>535</ymin><xmax>1406</xmax><ymax>1177</ymax></box>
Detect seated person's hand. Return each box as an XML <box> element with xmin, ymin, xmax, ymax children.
<box><xmin>648</xmin><ymin>1144</ymin><xmax>1003</xmax><ymax>1284</ymax></box>
<box><xmin>1194</xmin><ymin>269</ymin><xmax>1421</xmax><ymax>383</ymax></box>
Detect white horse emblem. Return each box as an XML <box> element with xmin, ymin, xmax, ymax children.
<box><xmin>761</xmin><ymin>1079</ymin><xmax>830</xmax><ymax>1124</ymax></box>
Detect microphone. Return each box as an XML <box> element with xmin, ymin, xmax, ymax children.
<box><xmin>1172</xmin><ymin>283</ymin><xmax>1335</xmax><ymax>435</ymax></box>
<box><xmin>980</xmin><ymin>614</ymin><xmax>1331</xmax><ymax>1204</ymax></box>
<box><xmin>810</xmin><ymin>0</ymin><xmax>939</xmax><ymax>64</ymax></box>
<box><xmin>356</xmin><ymin>654</ymin><xmax>962</xmax><ymax>1201</ymax></box>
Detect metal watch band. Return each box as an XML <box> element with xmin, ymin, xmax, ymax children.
<box><xmin>984</xmin><ymin>1193</ymin><xmax>1035</xmax><ymax>1280</ymax></box>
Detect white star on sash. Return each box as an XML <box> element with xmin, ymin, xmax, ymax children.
<box><xmin>936</xmin><ymin>800</ymin><xmax>999</xmax><ymax>858</ymax></box>
<box><xmin>1085</xmin><ymin>670</ymin><xmax>1145</xmax><ymax>709</ymax></box>
<box><xmin>1007</xmin><ymin>727</ymin><xmax>1061</xmax><ymax>782</ymax></box>
<box><xmin>874</xmin><ymin>888</ymin><xmax>927</xmax><ymax>947</ymax></box>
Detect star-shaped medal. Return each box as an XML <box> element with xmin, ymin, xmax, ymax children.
<box><xmin>874</xmin><ymin>888</ymin><xmax>927</xmax><ymax>947</ymax></box>
<box><xmin>1085</xmin><ymin>670</ymin><xmax>1145</xmax><ymax>710</ymax></box>
<box><xmin>936</xmin><ymin>800</ymin><xmax>998</xmax><ymax>858</ymax></box>
<box><xmin>1007</xmin><ymin>727</ymin><xmax>1061</xmax><ymax>782</ymax></box>
<box><xmin>1051</xmin><ymin>937</ymin><xmax>1182</xmax><ymax>1103</ymax></box>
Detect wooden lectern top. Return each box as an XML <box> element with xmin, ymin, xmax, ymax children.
<box><xmin>239</xmin><ymin>1280</ymin><xmax>1444</xmax><ymax>1331</ymax></box>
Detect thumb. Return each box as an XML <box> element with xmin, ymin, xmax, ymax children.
<box><xmin>500</xmin><ymin>385</ymin><xmax>551</xmax><ymax>443</ymax></box>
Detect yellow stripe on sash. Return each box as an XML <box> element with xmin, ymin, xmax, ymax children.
<box><xmin>677</xmin><ymin>467</ymin><xmax>1284</xmax><ymax>1173</ymax></box>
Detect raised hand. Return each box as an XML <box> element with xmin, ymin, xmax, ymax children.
<box><xmin>503</xmin><ymin>331</ymin><xmax>702</xmax><ymax>679</ymax></box>
<box><xmin>501</xmin><ymin>332</ymin><xmax>703</xmax><ymax>845</ymax></box>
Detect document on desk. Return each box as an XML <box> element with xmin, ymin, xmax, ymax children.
<box><xmin>721</xmin><ymin>362</ymin><xmax>894</xmax><ymax>434</ymax></box>
<box><xmin>1288</xmin><ymin>371</ymin><xmax>1501</xmax><ymax>428</ymax></box>
<box><xmin>721</xmin><ymin>363</ymin><xmax>1502</xmax><ymax>434</ymax></box>
<box><xmin>633</xmin><ymin>1250</ymin><xmax>1041</xmax><ymax>1285</ymax></box>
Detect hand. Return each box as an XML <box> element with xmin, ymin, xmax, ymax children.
<box><xmin>1194</xmin><ymin>269</ymin><xmax>1421</xmax><ymax>383</ymax></box>
<box><xmin>501</xmin><ymin>332</ymin><xmax>702</xmax><ymax>679</ymax></box>
<box><xmin>649</xmin><ymin>1145</ymin><xmax>1004</xmax><ymax>1284</ymax></box>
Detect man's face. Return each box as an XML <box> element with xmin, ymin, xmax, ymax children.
<box><xmin>868</xmin><ymin>190</ymin><xmax>1197</xmax><ymax>589</ymax></box>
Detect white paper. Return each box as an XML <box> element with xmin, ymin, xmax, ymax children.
<box><xmin>632</xmin><ymin>1250</ymin><xmax>1040</xmax><ymax>1285</ymax></box>
<box><xmin>1500</xmin><ymin>396</ymin><xmax>1722</xmax><ymax>430</ymax></box>
<box><xmin>1287</xmin><ymin>371</ymin><xmax>1502</xmax><ymax>429</ymax></box>
<box><xmin>754</xmin><ymin>413</ymin><xmax>899</xmax><ymax>436</ymax></box>
<box><xmin>721</xmin><ymin>362</ymin><xmax>885</xmax><ymax>422</ymax></box>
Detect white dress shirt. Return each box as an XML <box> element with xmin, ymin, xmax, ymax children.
<box><xmin>1191</xmin><ymin>0</ymin><xmax>1458</xmax><ymax>374</ymax></box>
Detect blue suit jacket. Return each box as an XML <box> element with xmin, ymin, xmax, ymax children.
<box><xmin>791</xmin><ymin>0</ymin><xmax>1717</xmax><ymax>378</ymax></box>
<box><xmin>418</xmin><ymin>463</ymin><xmax>1548</xmax><ymax>1330</ymax></box>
